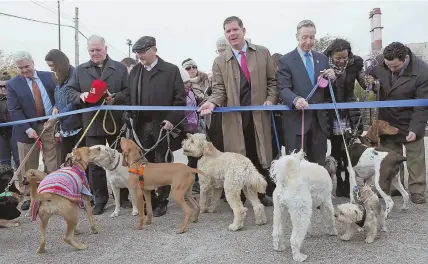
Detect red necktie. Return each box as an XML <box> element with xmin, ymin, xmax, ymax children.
<box><xmin>31</xmin><ymin>77</ymin><xmax>45</xmax><ymax>117</ymax></box>
<box><xmin>239</xmin><ymin>50</ymin><xmax>251</xmax><ymax>83</ymax></box>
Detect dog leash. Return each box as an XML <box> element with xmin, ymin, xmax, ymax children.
<box><xmin>326</xmin><ymin>78</ymin><xmax>360</xmax><ymax>203</ymax></box>
<box><xmin>271</xmin><ymin>111</ymin><xmax>281</xmax><ymax>157</ymax></box>
<box><xmin>2</xmin><ymin>126</ymin><xmax>49</xmax><ymax>193</ymax></box>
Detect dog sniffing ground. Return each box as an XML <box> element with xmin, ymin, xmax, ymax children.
<box><xmin>2</xmin><ymin>139</ymin><xmax>427</xmax><ymax>264</ymax></box>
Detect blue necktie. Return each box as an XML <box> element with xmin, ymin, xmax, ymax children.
<box><xmin>305</xmin><ymin>52</ymin><xmax>314</xmax><ymax>86</ymax></box>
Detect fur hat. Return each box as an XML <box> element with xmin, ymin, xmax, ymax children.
<box><xmin>179</xmin><ymin>67</ymin><xmax>190</xmax><ymax>83</ymax></box>
<box><xmin>86</xmin><ymin>79</ymin><xmax>107</xmax><ymax>104</ymax></box>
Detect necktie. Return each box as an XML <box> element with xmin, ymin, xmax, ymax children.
<box><xmin>305</xmin><ymin>52</ymin><xmax>314</xmax><ymax>86</ymax></box>
<box><xmin>31</xmin><ymin>77</ymin><xmax>45</xmax><ymax>117</ymax></box>
<box><xmin>239</xmin><ymin>50</ymin><xmax>251</xmax><ymax>83</ymax></box>
<box><xmin>391</xmin><ymin>72</ymin><xmax>399</xmax><ymax>86</ymax></box>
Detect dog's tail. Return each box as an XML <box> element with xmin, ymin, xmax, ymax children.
<box><xmin>249</xmin><ymin>169</ymin><xmax>267</xmax><ymax>194</ymax></box>
<box><xmin>269</xmin><ymin>155</ymin><xmax>300</xmax><ymax>186</ymax></box>
<box><xmin>26</xmin><ymin>171</ymin><xmax>55</xmax><ymax>202</ymax></box>
<box><xmin>189</xmin><ymin>168</ymin><xmax>205</xmax><ymax>177</ymax></box>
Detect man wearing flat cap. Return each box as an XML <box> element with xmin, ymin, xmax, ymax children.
<box><xmin>123</xmin><ymin>36</ymin><xmax>186</xmax><ymax>217</ymax></box>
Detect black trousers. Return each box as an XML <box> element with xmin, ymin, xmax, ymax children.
<box><xmin>271</xmin><ymin>111</ymin><xmax>284</xmax><ymax>159</ymax></box>
<box><xmin>187</xmin><ymin>156</ymin><xmax>199</xmax><ymax>181</ymax></box>
<box><xmin>207</xmin><ymin>112</ymin><xmax>224</xmax><ymax>152</ymax></box>
<box><xmin>330</xmin><ymin>135</ymin><xmax>350</xmax><ymax>188</ymax></box>
<box><xmin>59</xmin><ymin>130</ymin><xmax>83</xmax><ymax>165</ymax></box>
<box><xmin>137</xmin><ymin>122</ymin><xmax>170</xmax><ymax>208</ymax></box>
<box><xmin>242</xmin><ymin>112</ymin><xmax>275</xmax><ymax>197</ymax></box>
<box><xmin>284</xmin><ymin>112</ymin><xmax>327</xmax><ymax>166</ymax></box>
<box><xmin>86</xmin><ymin>135</ymin><xmax>129</xmax><ymax>205</ymax></box>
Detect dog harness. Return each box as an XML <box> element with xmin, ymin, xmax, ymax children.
<box><xmin>355</xmin><ymin>206</ymin><xmax>367</xmax><ymax>228</ymax></box>
<box><xmin>128</xmin><ymin>165</ymin><xmax>145</xmax><ymax>189</ymax></box>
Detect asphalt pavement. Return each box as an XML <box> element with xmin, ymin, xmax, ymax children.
<box><xmin>1</xmin><ymin>139</ymin><xmax>427</xmax><ymax>264</ymax></box>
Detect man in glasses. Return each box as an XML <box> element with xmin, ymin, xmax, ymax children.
<box><xmin>123</xmin><ymin>36</ymin><xmax>186</xmax><ymax>217</ymax></box>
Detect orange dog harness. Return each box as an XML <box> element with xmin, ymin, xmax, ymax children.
<box><xmin>128</xmin><ymin>166</ymin><xmax>145</xmax><ymax>189</ymax></box>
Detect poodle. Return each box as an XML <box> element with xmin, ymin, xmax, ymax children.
<box><xmin>181</xmin><ymin>133</ymin><xmax>267</xmax><ymax>231</ymax></box>
<box><xmin>270</xmin><ymin>150</ymin><xmax>337</xmax><ymax>262</ymax></box>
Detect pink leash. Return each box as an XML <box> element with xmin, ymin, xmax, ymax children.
<box><xmin>301</xmin><ymin>109</ymin><xmax>305</xmax><ymax>150</ymax></box>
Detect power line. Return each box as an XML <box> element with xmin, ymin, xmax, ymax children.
<box><xmin>0</xmin><ymin>12</ymin><xmax>88</xmax><ymax>39</ymax></box>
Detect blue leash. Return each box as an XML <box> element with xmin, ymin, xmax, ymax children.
<box><xmin>271</xmin><ymin>112</ymin><xmax>281</xmax><ymax>155</ymax></box>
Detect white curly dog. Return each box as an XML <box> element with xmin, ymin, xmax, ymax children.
<box><xmin>182</xmin><ymin>133</ymin><xmax>267</xmax><ymax>231</ymax></box>
<box><xmin>270</xmin><ymin>150</ymin><xmax>337</xmax><ymax>262</ymax></box>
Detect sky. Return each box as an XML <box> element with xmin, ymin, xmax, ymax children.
<box><xmin>1</xmin><ymin>0</ymin><xmax>428</xmax><ymax>73</ymax></box>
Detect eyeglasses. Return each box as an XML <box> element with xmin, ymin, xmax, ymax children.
<box><xmin>0</xmin><ymin>85</ymin><xmax>6</xmax><ymax>88</ymax></box>
<box><xmin>185</xmin><ymin>66</ymin><xmax>197</xmax><ymax>71</ymax></box>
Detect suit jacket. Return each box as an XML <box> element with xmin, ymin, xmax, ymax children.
<box><xmin>6</xmin><ymin>71</ymin><xmax>55</xmax><ymax>144</ymax></box>
<box><xmin>64</xmin><ymin>56</ymin><xmax>129</xmax><ymax>137</ymax></box>
<box><xmin>277</xmin><ymin>48</ymin><xmax>329</xmax><ymax>135</ymax></box>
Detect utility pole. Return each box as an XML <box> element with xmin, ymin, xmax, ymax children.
<box><xmin>126</xmin><ymin>39</ymin><xmax>132</xmax><ymax>58</ymax></box>
<box><xmin>58</xmin><ymin>0</ymin><xmax>61</xmax><ymax>50</ymax></box>
<box><xmin>74</xmin><ymin>7</ymin><xmax>79</xmax><ymax>66</ymax></box>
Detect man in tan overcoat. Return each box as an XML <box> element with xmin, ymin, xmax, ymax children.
<box><xmin>199</xmin><ymin>16</ymin><xmax>278</xmax><ymax>205</ymax></box>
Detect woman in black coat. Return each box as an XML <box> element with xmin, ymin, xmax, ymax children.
<box><xmin>324</xmin><ymin>39</ymin><xmax>366</xmax><ymax>197</ymax></box>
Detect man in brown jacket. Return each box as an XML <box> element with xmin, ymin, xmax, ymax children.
<box><xmin>199</xmin><ymin>16</ymin><xmax>278</xmax><ymax>205</ymax></box>
<box><xmin>372</xmin><ymin>42</ymin><xmax>428</xmax><ymax>204</ymax></box>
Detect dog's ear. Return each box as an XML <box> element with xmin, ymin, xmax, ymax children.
<box><xmin>186</xmin><ymin>133</ymin><xmax>192</xmax><ymax>139</ymax></box>
<box><xmin>203</xmin><ymin>142</ymin><xmax>214</xmax><ymax>156</ymax></box>
<box><xmin>122</xmin><ymin>152</ymin><xmax>128</xmax><ymax>167</ymax></box>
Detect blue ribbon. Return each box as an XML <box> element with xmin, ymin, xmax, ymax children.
<box><xmin>1</xmin><ymin>99</ymin><xmax>428</xmax><ymax>127</ymax></box>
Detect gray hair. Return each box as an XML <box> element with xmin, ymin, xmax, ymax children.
<box><xmin>87</xmin><ymin>35</ymin><xmax>106</xmax><ymax>46</ymax></box>
<box><xmin>296</xmin><ymin>19</ymin><xmax>316</xmax><ymax>35</ymax></box>
<box><xmin>13</xmin><ymin>51</ymin><xmax>33</xmax><ymax>63</ymax></box>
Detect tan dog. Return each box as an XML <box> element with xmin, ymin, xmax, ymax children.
<box><xmin>120</xmin><ymin>137</ymin><xmax>202</xmax><ymax>234</ymax></box>
<box><xmin>359</xmin><ymin>120</ymin><xmax>399</xmax><ymax>147</ymax></box>
<box><xmin>23</xmin><ymin>147</ymin><xmax>99</xmax><ymax>254</ymax></box>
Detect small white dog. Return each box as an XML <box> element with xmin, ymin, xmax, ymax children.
<box><xmin>181</xmin><ymin>133</ymin><xmax>267</xmax><ymax>231</ymax></box>
<box><xmin>270</xmin><ymin>150</ymin><xmax>337</xmax><ymax>262</ymax></box>
<box><xmin>335</xmin><ymin>183</ymin><xmax>387</xmax><ymax>244</ymax></box>
<box><xmin>89</xmin><ymin>145</ymin><xmax>139</xmax><ymax>217</ymax></box>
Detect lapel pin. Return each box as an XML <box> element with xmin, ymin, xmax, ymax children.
<box><xmin>316</xmin><ymin>60</ymin><xmax>319</xmax><ymax>64</ymax></box>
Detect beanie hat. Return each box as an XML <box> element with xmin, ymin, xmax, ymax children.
<box><xmin>86</xmin><ymin>79</ymin><xmax>108</xmax><ymax>104</ymax></box>
<box><xmin>182</xmin><ymin>59</ymin><xmax>197</xmax><ymax>70</ymax></box>
<box><xmin>216</xmin><ymin>37</ymin><xmax>229</xmax><ymax>48</ymax></box>
<box><xmin>179</xmin><ymin>67</ymin><xmax>190</xmax><ymax>83</ymax></box>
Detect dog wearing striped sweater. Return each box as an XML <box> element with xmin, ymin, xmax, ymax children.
<box><xmin>23</xmin><ymin>147</ymin><xmax>99</xmax><ymax>254</ymax></box>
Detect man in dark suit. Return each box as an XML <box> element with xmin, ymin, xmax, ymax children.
<box><xmin>65</xmin><ymin>35</ymin><xmax>130</xmax><ymax>215</ymax></box>
<box><xmin>123</xmin><ymin>36</ymin><xmax>186</xmax><ymax>217</ymax></box>
<box><xmin>6</xmin><ymin>51</ymin><xmax>57</xmax><ymax>210</ymax></box>
<box><xmin>277</xmin><ymin>20</ymin><xmax>336</xmax><ymax>165</ymax></box>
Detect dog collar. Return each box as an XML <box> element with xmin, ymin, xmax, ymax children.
<box><xmin>129</xmin><ymin>165</ymin><xmax>145</xmax><ymax>189</ymax></box>
<box><xmin>355</xmin><ymin>206</ymin><xmax>366</xmax><ymax>228</ymax></box>
<box><xmin>110</xmin><ymin>152</ymin><xmax>121</xmax><ymax>171</ymax></box>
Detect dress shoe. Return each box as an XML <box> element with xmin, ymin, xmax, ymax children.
<box><xmin>153</xmin><ymin>205</ymin><xmax>167</xmax><ymax>217</ymax></box>
<box><xmin>20</xmin><ymin>200</ymin><xmax>30</xmax><ymax>211</ymax></box>
<box><xmin>92</xmin><ymin>203</ymin><xmax>106</xmax><ymax>215</ymax></box>
<box><xmin>411</xmin><ymin>193</ymin><xmax>426</xmax><ymax>204</ymax></box>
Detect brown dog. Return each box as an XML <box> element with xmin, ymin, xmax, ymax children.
<box><xmin>120</xmin><ymin>137</ymin><xmax>202</xmax><ymax>234</ymax></box>
<box><xmin>360</xmin><ymin>120</ymin><xmax>399</xmax><ymax>147</ymax></box>
<box><xmin>23</xmin><ymin>147</ymin><xmax>99</xmax><ymax>254</ymax></box>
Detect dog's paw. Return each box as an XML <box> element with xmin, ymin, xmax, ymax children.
<box><xmin>328</xmin><ymin>228</ymin><xmax>338</xmax><ymax>236</ymax></box>
<box><xmin>131</xmin><ymin>210</ymin><xmax>139</xmax><ymax>216</ymax></box>
<box><xmin>228</xmin><ymin>223</ymin><xmax>243</xmax><ymax>231</ymax></box>
<box><xmin>74</xmin><ymin>228</ymin><xmax>81</xmax><ymax>235</ymax></box>
<box><xmin>90</xmin><ymin>226</ymin><xmax>99</xmax><ymax>234</ymax></box>
<box><xmin>365</xmin><ymin>237</ymin><xmax>375</xmax><ymax>244</ymax></box>
<box><xmin>339</xmin><ymin>234</ymin><xmax>352</xmax><ymax>241</ymax></box>
<box><xmin>37</xmin><ymin>248</ymin><xmax>46</xmax><ymax>254</ymax></box>
<box><xmin>273</xmin><ymin>241</ymin><xmax>286</xmax><ymax>252</ymax></box>
<box><xmin>75</xmin><ymin>243</ymin><xmax>88</xmax><ymax>250</ymax></box>
<box><xmin>207</xmin><ymin>206</ymin><xmax>217</xmax><ymax>213</ymax></box>
<box><xmin>293</xmin><ymin>253</ymin><xmax>308</xmax><ymax>262</ymax></box>
<box><xmin>110</xmin><ymin>211</ymin><xmax>119</xmax><ymax>217</ymax></box>
<box><xmin>255</xmin><ymin>214</ymin><xmax>267</xmax><ymax>226</ymax></box>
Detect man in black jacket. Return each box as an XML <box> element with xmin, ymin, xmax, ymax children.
<box><xmin>65</xmin><ymin>35</ymin><xmax>130</xmax><ymax>214</ymax></box>
<box><xmin>372</xmin><ymin>42</ymin><xmax>428</xmax><ymax>204</ymax></box>
<box><xmin>123</xmin><ymin>36</ymin><xmax>186</xmax><ymax>217</ymax></box>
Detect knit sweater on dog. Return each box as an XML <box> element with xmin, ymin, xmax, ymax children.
<box><xmin>30</xmin><ymin>166</ymin><xmax>93</xmax><ymax>221</ymax></box>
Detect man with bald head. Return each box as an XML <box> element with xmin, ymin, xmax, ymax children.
<box><xmin>65</xmin><ymin>35</ymin><xmax>130</xmax><ymax>215</ymax></box>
